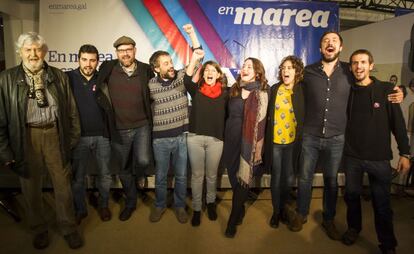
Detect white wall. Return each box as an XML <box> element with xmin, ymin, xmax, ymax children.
<box><xmin>340</xmin><ymin>13</ymin><xmax>414</xmax><ymax>86</ymax></box>
<box><xmin>340</xmin><ymin>13</ymin><xmax>413</xmax><ymax>64</ymax></box>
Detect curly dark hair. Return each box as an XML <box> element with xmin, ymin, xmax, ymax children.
<box><xmin>277</xmin><ymin>55</ymin><xmax>304</xmax><ymax>85</ymax></box>
<box><xmin>230</xmin><ymin>57</ymin><xmax>268</xmax><ymax>97</ymax></box>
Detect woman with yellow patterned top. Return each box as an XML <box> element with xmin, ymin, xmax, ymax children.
<box><xmin>264</xmin><ymin>55</ymin><xmax>305</xmax><ymax>228</ymax></box>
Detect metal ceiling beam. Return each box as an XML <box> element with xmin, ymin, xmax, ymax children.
<box><xmin>316</xmin><ymin>0</ymin><xmax>414</xmax><ymax>13</ymax></box>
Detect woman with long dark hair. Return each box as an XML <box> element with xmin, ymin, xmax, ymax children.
<box><xmin>223</xmin><ymin>57</ymin><xmax>269</xmax><ymax>237</ymax></box>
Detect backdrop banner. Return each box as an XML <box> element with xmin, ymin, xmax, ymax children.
<box><xmin>40</xmin><ymin>0</ymin><xmax>338</xmax><ymax>84</ymax></box>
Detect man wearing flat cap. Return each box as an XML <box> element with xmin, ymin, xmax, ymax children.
<box><xmin>96</xmin><ymin>36</ymin><xmax>154</xmax><ymax>221</ymax></box>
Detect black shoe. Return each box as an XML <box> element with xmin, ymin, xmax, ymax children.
<box><xmin>76</xmin><ymin>213</ymin><xmax>87</xmax><ymax>225</ymax></box>
<box><xmin>191</xmin><ymin>211</ymin><xmax>201</xmax><ymax>227</ymax></box>
<box><xmin>98</xmin><ymin>207</ymin><xmax>112</xmax><ymax>221</ymax></box>
<box><xmin>269</xmin><ymin>213</ymin><xmax>279</xmax><ymax>228</ymax></box>
<box><xmin>322</xmin><ymin>220</ymin><xmax>342</xmax><ymax>240</ymax></box>
<box><xmin>119</xmin><ymin>207</ymin><xmax>136</xmax><ymax>221</ymax></box>
<box><xmin>341</xmin><ymin>228</ymin><xmax>359</xmax><ymax>246</ymax></box>
<box><xmin>207</xmin><ymin>203</ymin><xmax>217</xmax><ymax>221</ymax></box>
<box><xmin>225</xmin><ymin>225</ymin><xmax>237</xmax><ymax>238</ymax></box>
<box><xmin>64</xmin><ymin>231</ymin><xmax>83</xmax><ymax>249</ymax></box>
<box><xmin>33</xmin><ymin>231</ymin><xmax>49</xmax><ymax>249</ymax></box>
<box><xmin>236</xmin><ymin>205</ymin><xmax>245</xmax><ymax>225</ymax></box>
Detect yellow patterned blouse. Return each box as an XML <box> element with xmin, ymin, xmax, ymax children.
<box><xmin>273</xmin><ymin>85</ymin><xmax>296</xmax><ymax>144</ymax></box>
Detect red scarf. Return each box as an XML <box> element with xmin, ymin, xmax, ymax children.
<box><xmin>199</xmin><ymin>82</ymin><xmax>222</xmax><ymax>98</ymax></box>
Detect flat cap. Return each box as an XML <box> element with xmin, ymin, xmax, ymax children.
<box><xmin>113</xmin><ymin>36</ymin><xmax>136</xmax><ymax>48</ymax></box>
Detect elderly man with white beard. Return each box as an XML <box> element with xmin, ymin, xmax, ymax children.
<box><xmin>0</xmin><ymin>32</ymin><xmax>82</xmax><ymax>249</ymax></box>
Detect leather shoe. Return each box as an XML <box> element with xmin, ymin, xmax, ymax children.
<box><xmin>191</xmin><ymin>211</ymin><xmax>201</xmax><ymax>227</ymax></box>
<box><xmin>341</xmin><ymin>228</ymin><xmax>359</xmax><ymax>245</ymax></box>
<box><xmin>206</xmin><ymin>203</ymin><xmax>217</xmax><ymax>221</ymax></box>
<box><xmin>64</xmin><ymin>231</ymin><xmax>83</xmax><ymax>249</ymax></box>
<box><xmin>98</xmin><ymin>207</ymin><xmax>112</xmax><ymax>221</ymax></box>
<box><xmin>119</xmin><ymin>207</ymin><xmax>135</xmax><ymax>221</ymax></box>
<box><xmin>322</xmin><ymin>220</ymin><xmax>342</xmax><ymax>240</ymax></box>
<box><xmin>269</xmin><ymin>213</ymin><xmax>279</xmax><ymax>228</ymax></box>
<box><xmin>33</xmin><ymin>231</ymin><xmax>49</xmax><ymax>249</ymax></box>
<box><xmin>225</xmin><ymin>225</ymin><xmax>237</xmax><ymax>238</ymax></box>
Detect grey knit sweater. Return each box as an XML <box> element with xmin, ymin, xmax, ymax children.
<box><xmin>149</xmin><ymin>69</ymin><xmax>189</xmax><ymax>139</ymax></box>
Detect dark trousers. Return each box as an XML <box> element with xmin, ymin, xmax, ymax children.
<box><xmin>226</xmin><ymin>158</ymin><xmax>240</xmax><ymax>191</ymax></box>
<box><xmin>20</xmin><ymin>125</ymin><xmax>77</xmax><ymax>235</ymax></box>
<box><xmin>344</xmin><ymin>156</ymin><xmax>397</xmax><ymax>250</ymax></box>
<box><xmin>227</xmin><ymin>183</ymin><xmax>249</xmax><ymax>227</ymax></box>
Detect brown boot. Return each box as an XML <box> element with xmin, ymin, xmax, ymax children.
<box><xmin>33</xmin><ymin>231</ymin><xmax>49</xmax><ymax>249</ymax></box>
<box><xmin>98</xmin><ymin>207</ymin><xmax>112</xmax><ymax>221</ymax></box>
<box><xmin>287</xmin><ymin>210</ymin><xmax>306</xmax><ymax>232</ymax></box>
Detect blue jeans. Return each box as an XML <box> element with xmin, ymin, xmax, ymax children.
<box><xmin>270</xmin><ymin>143</ymin><xmax>294</xmax><ymax>214</ymax></box>
<box><xmin>153</xmin><ymin>133</ymin><xmax>187</xmax><ymax>208</ymax></box>
<box><xmin>72</xmin><ymin>136</ymin><xmax>111</xmax><ymax>215</ymax></box>
<box><xmin>112</xmin><ymin>124</ymin><xmax>151</xmax><ymax>208</ymax></box>
<box><xmin>297</xmin><ymin>133</ymin><xmax>344</xmax><ymax>221</ymax></box>
<box><xmin>344</xmin><ymin>156</ymin><xmax>397</xmax><ymax>250</ymax></box>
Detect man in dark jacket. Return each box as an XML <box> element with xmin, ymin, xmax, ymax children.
<box><xmin>0</xmin><ymin>32</ymin><xmax>82</xmax><ymax>249</ymax></box>
<box><xmin>341</xmin><ymin>49</ymin><xmax>410</xmax><ymax>254</ymax></box>
<box><xmin>67</xmin><ymin>44</ymin><xmax>112</xmax><ymax>224</ymax></box>
<box><xmin>95</xmin><ymin>36</ymin><xmax>154</xmax><ymax>221</ymax></box>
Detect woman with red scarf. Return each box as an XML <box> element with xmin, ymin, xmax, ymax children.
<box><xmin>184</xmin><ymin>54</ymin><xmax>228</xmax><ymax>227</ymax></box>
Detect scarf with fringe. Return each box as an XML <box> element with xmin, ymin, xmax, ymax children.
<box><xmin>237</xmin><ymin>81</ymin><xmax>268</xmax><ymax>187</ymax></box>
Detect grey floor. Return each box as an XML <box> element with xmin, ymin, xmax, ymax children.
<box><xmin>1</xmin><ymin>188</ymin><xmax>413</xmax><ymax>254</ymax></box>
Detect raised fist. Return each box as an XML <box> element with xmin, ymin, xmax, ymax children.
<box><xmin>192</xmin><ymin>49</ymin><xmax>205</xmax><ymax>61</ymax></box>
<box><xmin>183</xmin><ymin>24</ymin><xmax>194</xmax><ymax>35</ymax></box>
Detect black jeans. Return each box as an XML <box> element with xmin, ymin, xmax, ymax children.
<box><xmin>343</xmin><ymin>156</ymin><xmax>397</xmax><ymax>250</ymax></box>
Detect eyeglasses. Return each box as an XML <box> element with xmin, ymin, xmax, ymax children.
<box><xmin>116</xmin><ymin>48</ymin><xmax>134</xmax><ymax>54</ymax></box>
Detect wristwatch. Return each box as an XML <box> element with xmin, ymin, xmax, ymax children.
<box><xmin>401</xmin><ymin>154</ymin><xmax>411</xmax><ymax>160</ymax></box>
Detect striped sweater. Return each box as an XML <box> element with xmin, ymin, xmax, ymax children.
<box><xmin>149</xmin><ymin>69</ymin><xmax>189</xmax><ymax>138</ymax></box>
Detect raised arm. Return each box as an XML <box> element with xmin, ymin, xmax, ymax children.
<box><xmin>186</xmin><ymin>49</ymin><xmax>204</xmax><ymax>77</ymax></box>
<box><xmin>183</xmin><ymin>24</ymin><xmax>200</xmax><ymax>49</ymax></box>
